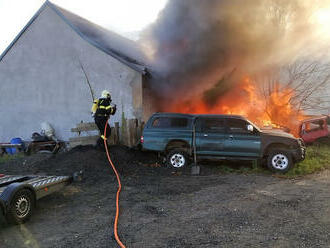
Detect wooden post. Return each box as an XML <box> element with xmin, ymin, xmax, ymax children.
<box><xmin>108</xmin><ymin>127</ymin><xmax>115</xmax><ymax>145</ymax></box>
<box><xmin>127</xmin><ymin>119</ymin><xmax>134</xmax><ymax>147</ymax></box>
<box><xmin>114</xmin><ymin>122</ymin><xmax>119</xmax><ymax>145</ymax></box>
<box><xmin>137</xmin><ymin>121</ymin><xmax>145</xmax><ymax>140</ymax></box>
<box><xmin>109</xmin><ymin>119</ymin><xmax>144</xmax><ymax>147</ymax></box>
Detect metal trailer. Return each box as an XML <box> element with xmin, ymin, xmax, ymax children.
<box><xmin>0</xmin><ymin>174</ymin><xmax>72</xmax><ymax>224</ymax></box>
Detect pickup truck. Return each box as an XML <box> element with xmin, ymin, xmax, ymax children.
<box><xmin>141</xmin><ymin>113</ymin><xmax>306</xmax><ymax>173</ymax></box>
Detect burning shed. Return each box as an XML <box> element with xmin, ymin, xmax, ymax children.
<box><xmin>0</xmin><ymin>1</ymin><xmax>156</xmax><ymax>142</ymax></box>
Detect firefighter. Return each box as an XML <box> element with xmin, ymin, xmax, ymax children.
<box><xmin>91</xmin><ymin>90</ymin><xmax>116</xmax><ymax>147</ymax></box>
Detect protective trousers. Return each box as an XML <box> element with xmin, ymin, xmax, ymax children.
<box><xmin>94</xmin><ymin>116</ymin><xmax>111</xmax><ymax>140</ymax></box>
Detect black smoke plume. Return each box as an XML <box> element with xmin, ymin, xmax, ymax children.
<box><xmin>140</xmin><ymin>0</ymin><xmax>325</xmax><ymax>106</ymax></box>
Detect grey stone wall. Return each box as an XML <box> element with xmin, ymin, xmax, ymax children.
<box><xmin>0</xmin><ymin>6</ymin><xmax>143</xmax><ymax>142</ymax></box>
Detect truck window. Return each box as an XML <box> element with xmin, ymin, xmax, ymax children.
<box><xmin>151</xmin><ymin>117</ymin><xmax>188</xmax><ymax>128</ymax></box>
<box><xmin>201</xmin><ymin>118</ymin><xmax>225</xmax><ymax>132</ymax></box>
<box><xmin>227</xmin><ymin>119</ymin><xmax>249</xmax><ymax>134</ymax></box>
<box><xmin>304</xmin><ymin>119</ymin><xmax>324</xmax><ymax>132</ymax></box>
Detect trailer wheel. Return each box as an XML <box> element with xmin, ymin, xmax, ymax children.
<box><xmin>6</xmin><ymin>189</ymin><xmax>35</xmax><ymax>224</ymax></box>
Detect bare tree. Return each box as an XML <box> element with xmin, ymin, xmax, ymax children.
<box><xmin>256</xmin><ymin>60</ymin><xmax>330</xmax><ymax>120</ymax></box>
<box><xmin>284</xmin><ymin>60</ymin><xmax>330</xmax><ymax>113</ymax></box>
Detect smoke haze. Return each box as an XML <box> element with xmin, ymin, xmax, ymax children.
<box><xmin>140</xmin><ymin>0</ymin><xmax>330</xmax><ymax>106</ymax></box>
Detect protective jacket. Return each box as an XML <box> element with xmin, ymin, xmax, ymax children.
<box><xmin>92</xmin><ymin>98</ymin><xmax>116</xmax><ymax>118</ymax></box>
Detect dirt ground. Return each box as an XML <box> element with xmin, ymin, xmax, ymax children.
<box><xmin>1</xmin><ymin>145</ymin><xmax>330</xmax><ymax>248</ymax></box>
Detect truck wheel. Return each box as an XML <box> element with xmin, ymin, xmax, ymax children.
<box><xmin>166</xmin><ymin>149</ymin><xmax>189</xmax><ymax>169</ymax></box>
<box><xmin>267</xmin><ymin>150</ymin><xmax>293</xmax><ymax>173</ymax></box>
<box><xmin>6</xmin><ymin>189</ymin><xmax>35</xmax><ymax>224</ymax></box>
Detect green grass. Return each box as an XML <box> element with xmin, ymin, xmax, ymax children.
<box><xmin>210</xmin><ymin>144</ymin><xmax>330</xmax><ymax>177</ymax></box>
<box><xmin>285</xmin><ymin>144</ymin><xmax>330</xmax><ymax>177</ymax></box>
<box><xmin>0</xmin><ymin>153</ymin><xmax>24</xmax><ymax>164</ymax></box>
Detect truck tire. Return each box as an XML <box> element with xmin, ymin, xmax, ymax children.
<box><xmin>267</xmin><ymin>150</ymin><xmax>293</xmax><ymax>173</ymax></box>
<box><xmin>6</xmin><ymin>189</ymin><xmax>35</xmax><ymax>224</ymax></box>
<box><xmin>166</xmin><ymin>149</ymin><xmax>190</xmax><ymax>169</ymax></box>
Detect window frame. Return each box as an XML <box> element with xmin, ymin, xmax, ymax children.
<box><xmin>150</xmin><ymin>116</ymin><xmax>191</xmax><ymax>129</ymax></box>
<box><xmin>226</xmin><ymin>118</ymin><xmax>252</xmax><ymax>135</ymax></box>
<box><xmin>197</xmin><ymin>117</ymin><xmax>226</xmax><ymax>133</ymax></box>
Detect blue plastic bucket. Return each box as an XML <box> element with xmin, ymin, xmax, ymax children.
<box><xmin>5</xmin><ymin>147</ymin><xmax>13</xmax><ymax>155</ymax></box>
<box><xmin>6</xmin><ymin>138</ymin><xmax>23</xmax><ymax>154</ymax></box>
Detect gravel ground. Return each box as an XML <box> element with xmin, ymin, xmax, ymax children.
<box><xmin>0</xmin><ymin>146</ymin><xmax>330</xmax><ymax>248</ymax></box>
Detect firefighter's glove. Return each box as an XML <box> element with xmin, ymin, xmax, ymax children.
<box><xmin>111</xmin><ymin>104</ymin><xmax>117</xmax><ymax>115</ymax></box>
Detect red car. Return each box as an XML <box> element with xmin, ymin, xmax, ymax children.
<box><xmin>299</xmin><ymin>115</ymin><xmax>330</xmax><ymax>144</ymax></box>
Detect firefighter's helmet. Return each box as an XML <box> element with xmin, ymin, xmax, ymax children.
<box><xmin>101</xmin><ymin>90</ymin><xmax>111</xmax><ymax>100</ymax></box>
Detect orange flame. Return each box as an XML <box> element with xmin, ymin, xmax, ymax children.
<box><xmin>167</xmin><ymin>76</ymin><xmax>305</xmax><ymax>136</ymax></box>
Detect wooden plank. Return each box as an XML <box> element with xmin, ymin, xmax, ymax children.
<box><xmin>77</xmin><ymin>122</ymin><xmax>97</xmax><ymax>129</ymax></box>
<box><xmin>69</xmin><ymin>135</ymin><xmax>99</xmax><ymax>142</ymax></box>
<box><xmin>69</xmin><ymin>136</ymin><xmax>99</xmax><ymax>148</ymax></box>
<box><xmin>69</xmin><ymin>122</ymin><xmax>99</xmax><ymax>148</ymax></box>
<box><xmin>71</xmin><ymin>126</ymin><xmax>98</xmax><ymax>132</ymax></box>
<box><xmin>0</xmin><ymin>144</ymin><xmax>22</xmax><ymax>148</ymax></box>
<box><xmin>71</xmin><ymin>123</ymin><xmax>98</xmax><ymax>132</ymax></box>
<box><xmin>69</xmin><ymin>141</ymin><xmax>92</xmax><ymax>148</ymax></box>
<box><xmin>70</xmin><ymin>139</ymin><xmax>97</xmax><ymax>146</ymax></box>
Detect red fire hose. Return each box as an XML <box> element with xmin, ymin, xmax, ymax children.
<box><xmin>103</xmin><ymin>122</ymin><xmax>126</xmax><ymax>248</ymax></box>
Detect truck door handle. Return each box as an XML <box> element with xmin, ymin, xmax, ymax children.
<box><xmin>203</xmin><ymin>134</ymin><xmax>208</xmax><ymax>137</ymax></box>
<box><xmin>229</xmin><ymin>135</ymin><xmax>234</xmax><ymax>140</ymax></box>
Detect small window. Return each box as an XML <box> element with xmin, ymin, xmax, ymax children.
<box><xmin>304</xmin><ymin>119</ymin><xmax>325</xmax><ymax>132</ymax></box>
<box><xmin>202</xmin><ymin>118</ymin><xmax>225</xmax><ymax>132</ymax></box>
<box><xmin>171</xmin><ymin>118</ymin><xmax>188</xmax><ymax>127</ymax></box>
<box><xmin>227</xmin><ymin>119</ymin><xmax>249</xmax><ymax>134</ymax></box>
<box><xmin>151</xmin><ymin>117</ymin><xmax>188</xmax><ymax>128</ymax></box>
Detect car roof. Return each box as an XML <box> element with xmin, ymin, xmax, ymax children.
<box><xmin>151</xmin><ymin>112</ymin><xmax>245</xmax><ymax>119</ymax></box>
<box><xmin>151</xmin><ymin>112</ymin><xmax>195</xmax><ymax>118</ymax></box>
<box><xmin>194</xmin><ymin>114</ymin><xmax>245</xmax><ymax>119</ymax></box>
<box><xmin>301</xmin><ymin>115</ymin><xmax>329</xmax><ymax>123</ymax></box>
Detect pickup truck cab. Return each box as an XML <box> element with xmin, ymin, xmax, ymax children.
<box><xmin>141</xmin><ymin>113</ymin><xmax>306</xmax><ymax>173</ymax></box>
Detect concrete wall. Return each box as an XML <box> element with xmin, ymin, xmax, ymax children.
<box><xmin>0</xmin><ymin>6</ymin><xmax>143</xmax><ymax>142</ymax></box>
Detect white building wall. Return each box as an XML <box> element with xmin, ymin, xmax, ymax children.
<box><xmin>0</xmin><ymin>6</ymin><xmax>143</xmax><ymax>142</ymax></box>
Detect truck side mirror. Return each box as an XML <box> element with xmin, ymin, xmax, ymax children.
<box><xmin>247</xmin><ymin>124</ymin><xmax>254</xmax><ymax>132</ymax></box>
